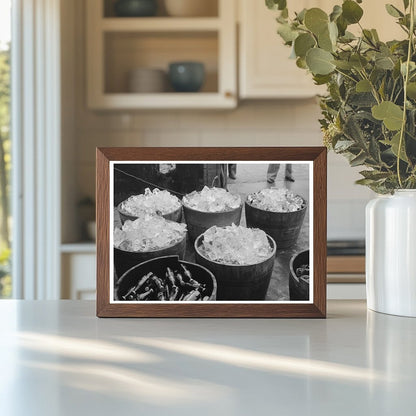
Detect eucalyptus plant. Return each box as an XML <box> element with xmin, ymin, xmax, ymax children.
<box><xmin>266</xmin><ymin>0</ymin><xmax>416</xmax><ymax>193</ymax></box>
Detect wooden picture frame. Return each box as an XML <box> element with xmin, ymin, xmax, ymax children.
<box><xmin>96</xmin><ymin>147</ymin><xmax>327</xmax><ymax>318</ymax></box>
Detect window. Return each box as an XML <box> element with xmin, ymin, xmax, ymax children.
<box><xmin>0</xmin><ymin>0</ymin><xmax>11</xmax><ymax>298</ymax></box>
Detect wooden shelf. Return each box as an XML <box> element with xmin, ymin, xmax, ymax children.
<box><xmin>101</xmin><ymin>17</ymin><xmax>221</xmax><ymax>32</ymax></box>
<box><xmin>87</xmin><ymin>0</ymin><xmax>237</xmax><ymax>110</ymax></box>
<box><xmin>61</xmin><ymin>242</ymin><xmax>96</xmax><ymax>254</ymax></box>
<box><xmin>327</xmin><ymin>256</ymin><xmax>365</xmax><ymax>274</ymax></box>
<box><xmin>89</xmin><ymin>92</ymin><xmax>235</xmax><ymax>110</ymax></box>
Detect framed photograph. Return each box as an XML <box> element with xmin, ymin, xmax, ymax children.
<box><xmin>96</xmin><ymin>147</ymin><xmax>327</xmax><ymax>318</ymax></box>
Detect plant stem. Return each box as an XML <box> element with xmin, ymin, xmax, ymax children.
<box><xmin>358</xmin><ymin>69</ymin><xmax>381</xmax><ymax>104</ymax></box>
<box><xmin>334</xmin><ymin>68</ymin><xmax>358</xmax><ymax>84</ymax></box>
<box><xmin>397</xmin><ymin>0</ymin><xmax>415</xmax><ymax>188</ymax></box>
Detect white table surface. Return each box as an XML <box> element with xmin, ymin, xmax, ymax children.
<box><xmin>0</xmin><ymin>300</ymin><xmax>415</xmax><ymax>416</ymax></box>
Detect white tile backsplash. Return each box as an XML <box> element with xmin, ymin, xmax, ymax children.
<box><xmin>73</xmin><ymin>100</ymin><xmax>369</xmax><ymax>240</ymax></box>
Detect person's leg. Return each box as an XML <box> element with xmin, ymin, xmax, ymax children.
<box><xmin>267</xmin><ymin>164</ymin><xmax>280</xmax><ymax>183</ymax></box>
<box><xmin>285</xmin><ymin>164</ymin><xmax>294</xmax><ymax>182</ymax></box>
<box><xmin>228</xmin><ymin>164</ymin><xmax>237</xmax><ymax>180</ymax></box>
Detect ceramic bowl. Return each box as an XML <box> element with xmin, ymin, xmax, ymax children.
<box><xmin>128</xmin><ymin>68</ymin><xmax>167</xmax><ymax>93</ymax></box>
<box><xmin>168</xmin><ymin>62</ymin><xmax>205</xmax><ymax>92</ymax></box>
<box><xmin>114</xmin><ymin>0</ymin><xmax>158</xmax><ymax>17</ymax></box>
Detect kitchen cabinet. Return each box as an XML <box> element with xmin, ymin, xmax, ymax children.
<box><xmin>61</xmin><ymin>245</ymin><xmax>96</xmax><ymax>300</ymax></box>
<box><xmin>238</xmin><ymin>0</ymin><xmax>404</xmax><ymax>99</ymax></box>
<box><xmin>239</xmin><ymin>0</ymin><xmax>325</xmax><ymax>99</ymax></box>
<box><xmin>86</xmin><ymin>0</ymin><xmax>237</xmax><ymax>109</ymax></box>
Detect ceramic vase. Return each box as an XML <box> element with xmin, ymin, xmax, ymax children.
<box><xmin>366</xmin><ymin>190</ymin><xmax>416</xmax><ymax>317</ymax></box>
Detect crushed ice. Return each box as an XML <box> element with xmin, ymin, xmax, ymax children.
<box><xmin>248</xmin><ymin>188</ymin><xmax>305</xmax><ymax>212</ymax></box>
<box><xmin>114</xmin><ymin>214</ymin><xmax>187</xmax><ymax>252</ymax></box>
<box><xmin>199</xmin><ymin>224</ymin><xmax>273</xmax><ymax>265</ymax></box>
<box><xmin>183</xmin><ymin>186</ymin><xmax>241</xmax><ymax>213</ymax></box>
<box><xmin>119</xmin><ymin>188</ymin><xmax>181</xmax><ymax>217</ymax></box>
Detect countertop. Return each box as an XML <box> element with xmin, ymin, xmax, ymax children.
<box><xmin>0</xmin><ymin>300</ymin><xmax>415</xmax><ymax>415</ymax></box>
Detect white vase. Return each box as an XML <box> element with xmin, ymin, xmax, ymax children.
<box><xmin>366</xmin><ymin>190</ymin><xmax>416</xmax><ymax>317</ymax></box>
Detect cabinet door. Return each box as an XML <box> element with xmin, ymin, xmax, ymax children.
<box><xmin>62</xmin><ymin>253</ymin><xmax>96</xmax><ymax>300</ymax></box>
<box><xmin>239</xmin><ymin>0</ymin><xmax>405</xmax><ymax>99</ymax></box>
<box><xmin>86</xmin><ymin>0</ymin><xmax>237</xmax><ymax>109</ymax></box>
<box><xmin>239</xmin><ymin>0</ymin><xmax>326</xmax><ymax>99</ymax></box>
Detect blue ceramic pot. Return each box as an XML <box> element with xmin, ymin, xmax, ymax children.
<box><xmin>168</xmin><ymin>62</ymin><xmax>205</xmax><ymax>92</ymax></box>
<box><xmin>114</xmin><ymin>0</ymin><xmax>157</xmax><ymax>17</ymax></box>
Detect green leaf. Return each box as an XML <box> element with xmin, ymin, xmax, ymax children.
<box><xmin>348</xmin><ymin>92</ymin><xmax>377</xmax><ymax>107</ymax></box>
<box><xmin>370</xmin><ymin>67</ymin><xmax>385</xmax><ymax>84</ymax></box>
<box><xmin>371</xmin><ymin>29</ymin><xmax>380</xmax><ymax>42</ymax></box>
<box><xmin>350</xmin><ymin>151</ymin><xmax>367</xmax><ymax>167</ymax></box>
<box><xmin>339</xmin><ymin>31</ymin><xmax>356</xmax><ymax>43</ymax></box>
<box><xmin>333</xmin><ymin>60</ymin><xmax>353</xmax><ymax>70</ymax></box>
<box><xmin>318</xmin><ymin>27</ymin><xmax>334</xmax><ymax>52</ymax></box>
<box><xmin>330</xmin><ymin>5</ymin><xmax>342</xmax><ymax>22</ymax></box>
<box><xmin>385</xmin><ymin>4</ymin><xmax>404</xmax><ymax>18</ymax></box>
<box><xmin>266</xmin><ymin>0</ymin><xmax>287</xmax><ymax>11</ymax></box>
<box><xmin>296</xmin><ymin>57</ymin><xmax>308</xmax><ymax>69</ymax></box>
<box><xmin>355</xmin><ymin>178</ymin><xmax>377</xmax><ymax>186</ymax></box>
<box><xmin>375</xmin><ymin>55</ymin><xmax>395</xmax><ymax>70</ymax></box>
<box><xmin>401</xmin><ymin>61</ymin><xmax>416</xmax><ymax>76</ymax></box>
<box><xmin>378</xmin><ymin>78</ymin><xmax>386</xmax><ymax>100</ymax></box>
<box><xmin>387</xmin><ymin>132</ymin><xmax>409</xmax><ymax>162</ymax></box>
<box><xmin>334</xmin><ymin>139</ymin><xmax>355</xmax><ymax>152</ymax></box>
<box><xmin>344</xmin><ymin>114</ymin><xmax>367</xmax><ymax>147</ymax></box>
<box><xmin>407</xmin><ymin>82</ymin><xmax>416</xmax><ymax>99</ymax></box>
<box><xmin>328</xmin><ymin>21</ymin><xmax>338</xmax><ymax>44</ymax></box>
<box><xmin>350</xmin><ymin>54</ymin><xmax>368</xmax><ymax>70</ymax></box>
<box><xmin>306</xmin><ymin>48</ymin><xmax>335</xmax><ymax>75</ymax></box>
<box><xmin>294</xmin><ymin>33</ymin><xmax>316</xmax><ymax>58</ymax></box>
<box><xmin>277</xmin><ymin>23</ymin><xmax>298</xmax><ymax>43</ymax></box>
<box><xmin>360</xmin><ymin>170</ymin><xmax>391</xmax><ymax>180</ymax></box>
<box><xmin>362</xmin><ymin>29</ymin><xmax>376</xmax><ymax>46</ymax></box>
<box><xmin>369</xmin><ymin>136</ymin><xmax>382</xmax><ymax>163</ymax></box>
<box><xmin>336</xmin><ymin>15</ymin><xmax>348</xmax><ymax>36</ymax></box>
<box><xmin>313</xmin><ymin>74</ymin><xmax>332</xmax><ymax>85</ymax></box>
<box><xmin>296</xmin><ymin>8</ymin><xmax>307</xmax><ymax>23</ymax></box>
<box><xmin>403</xmin><ymin>0</ymin><xmax>410</xmax><ymax>10</ymax></box>
<box><xmin>304</xmin><ymin>8</ymin><xmax>329</xmax><ymax>35</ymax></box>
<box><xmin>356</xmin><ymin>79</ymin><xmax>372</xmax><ymax>92</ymax></box>
<box><xmin>342</xmin><ymin>0</ymin><xmax>364</xmax><ymax>24</ymax></box>
<box><xmin>372</xmin><ymin>101</ymin><xmax>404</xmax><ymax>130</ymax></box>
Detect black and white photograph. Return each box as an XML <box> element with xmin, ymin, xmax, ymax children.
<box><xmin>110</xmin><ymin>161</ymin><xmax>313</xmax><ymax>303</ymax></box>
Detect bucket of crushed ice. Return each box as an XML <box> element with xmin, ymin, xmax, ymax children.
<box><xmin>194</xmin><ymin>225</ymin><xmax>276</xmax><ymax>300</ymax></box>
<box><xmin>182</xmin><ymin>187</ymin><xmax>242</xmax><ymax>241</ymax></box>
<box><xmin>113</xmin><ymin>215</ymin><xmax>187</xmax><ymax>279</ymax></box>
<box><xmin>245</xmin><ymin>188</ymin><xmax>307</xmax><ymax>250</ymax></box>
<box><xmin>117</xmin><ymin>188</ymin><xmax>182</xmax><ymax>224</ymax></box>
